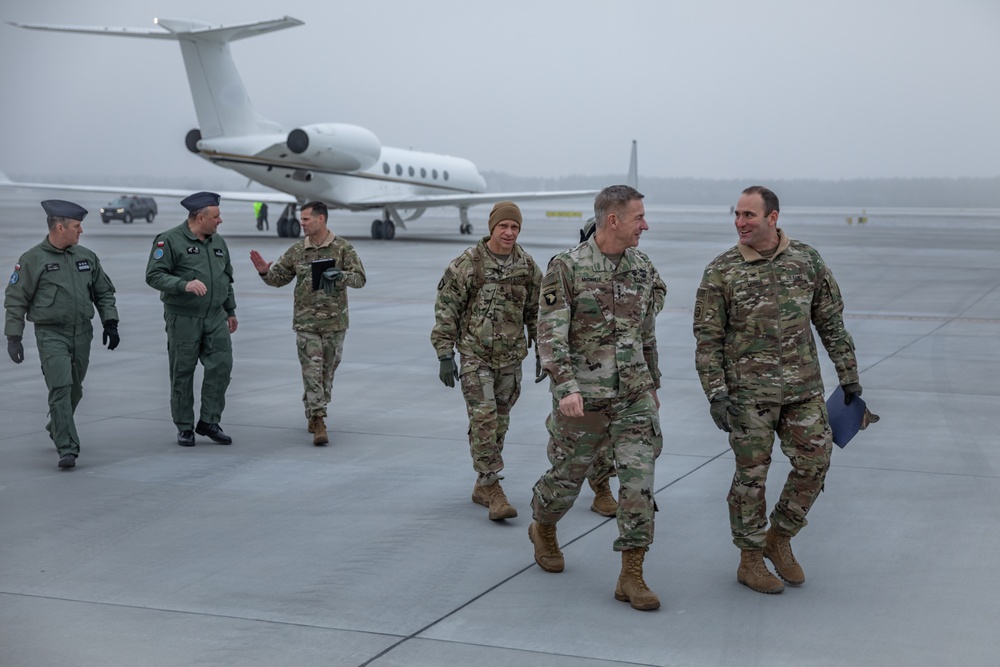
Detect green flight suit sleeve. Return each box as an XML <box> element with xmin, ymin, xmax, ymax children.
<box><xmin>3</xmin><ymin>254</ymin><xmax>34</xmax><ymax>338</ymax></box>
<box><xmin>145</xmin><ymin>235</ymin><xmax>187</xmax><ymax>295</ymax></box>
<box><xmin>90</xmin><ymin>255</ymin><xmax>118</xmax><ymax>323</ymax></box>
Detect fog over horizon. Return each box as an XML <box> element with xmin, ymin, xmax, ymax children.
<box><xmin>1</xmin><ymin>0</ymin><xmax>998</xmax><ymax>184</ymax></box>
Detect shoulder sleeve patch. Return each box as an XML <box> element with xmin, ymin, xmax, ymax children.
<box><xmin>694</xmin><ymin>286</ymin><xmax>707</xmax><ymax>320</ymax></box>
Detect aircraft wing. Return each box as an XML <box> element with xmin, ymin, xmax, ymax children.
<box><xmin>0</xmin><ymin>170</ymin><xmax>296</xmax><ymax>205</ymax></box>
<box><xmin>345</xmin><ymin>189</ymin><xmax>598</xmax><ymax>209</ymax></box>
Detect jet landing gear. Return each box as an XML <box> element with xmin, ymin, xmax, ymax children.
<box><xmin>459</xmin><ymin>205</ymin><xmax>473</xmax><ymax>235</ymax></box>
<box><xmin>370</xmin><ymin>214</ymin><xmax>395</xmax><ymax>240</ymax></box>
<box><xmin>276</xmin><ymin>203</ymin><xmax>300</xmax><ymax>238</ymax></box>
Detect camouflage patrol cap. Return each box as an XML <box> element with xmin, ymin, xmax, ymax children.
<box><xmin>579</xmin><ymin>217</ymin><xmax>596</xmax><ymax>243</ymax></box>
<box><xmin>488</xmin><ymin>201</ymin><xmax>522</xmax><ymax>234</ymax></box>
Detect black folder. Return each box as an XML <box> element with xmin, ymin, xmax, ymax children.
<box><xmin>310</xmin><ymin>258</ymin><xmax>337</xmax><ymax>291</ymax></box>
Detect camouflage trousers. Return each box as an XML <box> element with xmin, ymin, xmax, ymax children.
<box><xmin>296</xmin><ymin>330</ymin><xmax>346</xmax><ymax>420</ymax></box>
<box><xmin>459</xmin><ymin>359</ymin><xmax>521</xmax><ymax>485</ymax></box>
<box><xmin>36</xmin><ymin>324</ymin><xmax>92</xmax><ymax>458</ymax></box>
<box><xmin>532</xmin><ymin>392</ymin><xmax>662</xmax><ymax>551</ymax></box>
<box><xmin>727</xmin><ymin>397</ymin><xmax>833</xmax><ymax>549</ymax></box>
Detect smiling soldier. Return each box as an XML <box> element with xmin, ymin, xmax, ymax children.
<box><xmin>431</xmin><ymin>201</ymin><xmax>542</xmax><ymax>522</ymax></box>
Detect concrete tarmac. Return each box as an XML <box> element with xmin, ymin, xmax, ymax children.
<box><xmin>1</xmin><ymin>189</ymin><xmax>998</xmax><ymax>666</ymax></box>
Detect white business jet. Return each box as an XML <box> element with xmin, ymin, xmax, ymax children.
<box><xmin>4</xmin><ymin>16</ymin><xmax>636</xmax><ymax>239</ymax></box>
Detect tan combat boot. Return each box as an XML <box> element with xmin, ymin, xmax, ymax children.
<box><xmin>471</xmin><ymin>482</ymin><xmax>517</xmax><ymax>520</ymax></box>
<box><xmin>589</xmin><ymin>477</ymin><xmax>618</xmax><ymax>517</ymax></box>
<box><xmin>737</xmin><ymin>549</ymin><xmax>785</xmax><ymax>594</ymax></box>
<box><xmin>764</xmin><ymin>528</ymin><xmax>805</xmax><ymax>585</ymax></box>
<box><xmin>528</xmin><ymin>521</ymin><xmax>564</xmax><ymax>572</ymax></box>
<box><xmin>310</xmin><ymin>416</ymin><xmax>329</xmax><ymax>446</ymax></box>
<box><xmin>615</xmin><ymin>547</ymin><xmax>661</xmax><ymax>610</ymax></box>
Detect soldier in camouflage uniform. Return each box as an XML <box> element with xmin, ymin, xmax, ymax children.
<box><xmin>530</xmin><ymin>185</ymin><xmax>664</xmax><ymax>611</ymax></box>
<box><xmin>250</xmin><ymin>201</ymin><xmax>366</xmax><ymax>446</ymax></box>
<box><xmin>5</xmin><ymin>200</ymin><xmax>119</xmax><ymax>469</ymax></box>
<box><xmin>693</xmin><ymin>185</ymin><xmax>861</xmax><ymax>594</ymax></box>
<box><xmin>146</xmin><ymin>192</ymin><xmax>238</xmax><ymax>447</ymax></box>
<box><xmin>431</xmin><ymin>201</ymin><xmax>541</xmax><ymax>521</ymax></box>
<box><xmin>544</xmin><ymin>217</ymin><xmax>667</xmax><ymax>517</ymax></box>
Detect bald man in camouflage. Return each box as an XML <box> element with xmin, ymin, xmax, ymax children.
<box><xmin>693</xmin><ymin>185</ymin><xmax>861</xmax><ymax>594</ymax></box>
<box><xmin>432</xmin><ymin>201</ymin><xmax>542</xmax><ymax>522</ymax></box>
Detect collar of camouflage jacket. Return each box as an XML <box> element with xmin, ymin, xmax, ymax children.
<box><xmin>737</xmin><ymin>227</ymin><xmax>790</xmax><ymax>262</ymax></box>
<box><xmin>304</xmin><ymin>230</ymin><xmax>335</xmax><ymax>249</ymax></box>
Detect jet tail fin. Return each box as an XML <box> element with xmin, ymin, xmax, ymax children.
<box><xmin>626</xmin><ymin>140</ymin><xmax>639</xmax><ymax>189</ymax></box>
<box><xmin>10</xmin><ymin>17</ymin><xmax>304</xmax><ymax>140</ymax></box>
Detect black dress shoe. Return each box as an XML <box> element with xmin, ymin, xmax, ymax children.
<box><xmin>177</xmin><ymin>430</ymin><xmax>196</xmax><ymax>446</ymax></box>
<box><xmin>195</xmin><ymin>421</ymin><xmax>232</xmax><ymax>445</ymax></box>
<box><xmin>58</xmin><ymin>454</ymin><xmax>77</xmax><ymax>469</ymax></box>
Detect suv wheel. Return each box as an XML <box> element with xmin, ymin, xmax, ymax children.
<box><xmin>124</xmin><ymin>212</ymin><xmax>133</xmax><ymax>224</ymax></box>
<box><xmin>102</xmin><ymin>216</ymin><xmax>110</xmax><ymax>224</ymax></box>
<box><xmin>146</xmin><ymin>211</ymin><xmax>155</xmax><ymax>223</ymax></box>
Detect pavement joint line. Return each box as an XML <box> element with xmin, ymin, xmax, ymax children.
<box><xmin>358</xmin><ymin>450</ymin><xmax>729</xmax><ymax>667</ymax></box>
<box><xmin>0</xmin><ymin>591</ymin><xmax>402</xmax><ymax>639</ymax></box>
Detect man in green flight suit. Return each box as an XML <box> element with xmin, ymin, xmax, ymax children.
<box><xmin>145</xmin><ymin>192</ymin><xmax>237</xmax><ymax>447</ymax></box>
<box><xmin>4</xmin><ymin>200</ymin><xmax>120</xmax><ymax>469</ymax></box>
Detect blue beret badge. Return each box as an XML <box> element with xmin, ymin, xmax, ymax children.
<box><xmin>153</xmin><ymin>248</ymin><xmax>164</xmax><ymax>260</ymax></box>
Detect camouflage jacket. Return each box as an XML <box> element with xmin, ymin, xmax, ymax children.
<box><xmin>5</xmin><ymin>237</ymin><xmax>118</xmax><ymax>337</ymax></box>
<box><xmin>538</xmin><ymin>236</ymin><xmax>662</xmax><ymax>400</ymax></box>
<box><xmin>260</xmin><ymin>231</ymin><xmax>366</xmax><ymax>333</ymax></box>
<box><xmin>431</xmin><ymin>238</ymin><xmax>542</xmax><ymax>370</ymax></box>
<box><xmin>145</xmin><ymin>221</ymin><xmax>236</xmax><ymax>318</ymax></box>
<box><xmin>693</xmin><ymin>228</ymin><xmax>859</xmax><ymax>405</ymax></box>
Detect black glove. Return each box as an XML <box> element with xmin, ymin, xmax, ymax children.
<box><xmin>534</xmin><ymin>354</ymin><xmax>544</xmax><ymax>383</ymax></box>
<box><xmin>102</xmin><ymin>320</ymin><xmax>120</xmax><ymax>351</ymax></box>
<box><xmin>321</xmin><ymin>268</ymin><xmax>344</xmax><ymax>296</ymax></box>
<box><xmin>842</xmin><ymin>382</ymin><xmax>863</xmax><ymax>405</ymax></box>
<box><xmin>709</xmin><ymin>395</ymin><xmax>746</xmax><ymax>433</ymax></box>
<box><xmin>438</xmin><ymin>354</ymin><xmax>459</xmax><ymax>388</ymax></box>
<box><xmin>7</xmin><ymin>336</ymin><xmax>23</xmax><ymax>364</ymax></box>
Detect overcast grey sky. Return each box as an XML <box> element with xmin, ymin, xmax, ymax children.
<box><xmin>1</xmin><ymin>0</ymin><xmax>998</xmax><ymax>182</ymax></box>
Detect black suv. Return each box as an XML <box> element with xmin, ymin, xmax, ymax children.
<box><xmin>100</xmin><ymin>196</ymin><xmax>158</xmax><ymax>223</ymax></box>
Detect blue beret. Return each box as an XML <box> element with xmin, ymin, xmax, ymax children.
<box><xmin>41</xmin><ymin>199</ymin><xmax>87</xmax><ymax>221</ymax></box>
<box><xmin>180</xmin><ymin>191</ymin><xmax>221</xmax><ymax>212</ymax></box>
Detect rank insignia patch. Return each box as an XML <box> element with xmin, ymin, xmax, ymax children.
<box><xmin>186</xmin><ymin>247</ymin><xmax>200</xmax><ymax>254</ymax></box>
<box><xmin>214</xmin><ymin>249</ymin><xmax>225</xmax><ymax>257</ymax></box>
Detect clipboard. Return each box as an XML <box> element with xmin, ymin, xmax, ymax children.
<box><xmin>826</xmin><ymin>385</ymin><xmax>868</xmax><ymax>448</ymax></box>
<box><xmin>310</xmin><ymin>258</ymin><xmax>337</xmax><ymax>291</ymax></box>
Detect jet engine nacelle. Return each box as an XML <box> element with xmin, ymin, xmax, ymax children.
<box><xmin>286</xmin><ymin>123</ymin><xmax>381</xmax><ymax>172</ymax></box>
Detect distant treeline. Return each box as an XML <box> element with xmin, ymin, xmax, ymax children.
<box><xmin>19</xmin><ymin>172</ymin><xmax>1000</xmax><ymax>209</ymax></box>
<box><xmin>483</xmin><ymin>173</ymin><xmax>1000</xmax><ymax>209</ymax></box>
